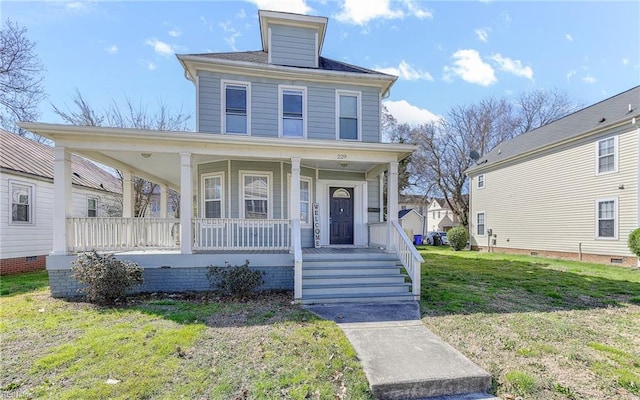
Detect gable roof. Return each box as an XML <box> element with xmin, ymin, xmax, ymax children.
<box><xmin>467</xmin><ymin>85</ymin><xmax>640</xmax><ymax>173</ymax></box>
<box><xmin>0</xmin><ymin>130</ymin><xmax>121</xmax><ymax>194</ymax></box>
<box><xmin>398</xmin><ymin>209</ymin><xmax>413</xmax><ymax>219</ymax></box>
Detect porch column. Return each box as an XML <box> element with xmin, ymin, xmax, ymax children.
<box><xmin>290</xmin><ymin>157</ymin><xmax>303</xmax><ymax>299</ymax></box>
<box><xmin>179</xmin><ymin>152</ymin><xmax>193</xmax><ymax>254</ymax></box>
<box><xmin>379</xmin><ymin>171</ymin><xmax>385</xmax><ymax>222</ymax></box>
<box><xmin>387</xmin><ymin>161</ymin><xmax>399</xmax><ymax>251</ymax></box>
<box><xmin>122</xmin><ymin>170</ymin><xmax>134</xmax><ymax>218</ymax></box>
<box><xmin>160</xmin><ymin>184</ymin><xmax>169</xmax><ymax>218</ymax></box>
<box><xmin>52</xmin><ymin>146</ymin><xmax>72</xmax><ymax>255</ymax></box>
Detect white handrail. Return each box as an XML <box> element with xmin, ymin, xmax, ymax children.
<box><xmin>390</xmin><ymin>220</ymin><xmax>424</xmax><ymax>300</ymax></box>
<box><xmin>193</xmin><ymin>218</ymin><xmax>291</xmax><ymax>251</ymax></box>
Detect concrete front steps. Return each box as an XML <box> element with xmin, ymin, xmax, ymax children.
<box><xmin>301</xmin><ymin>249</ymin><xmax>415</xmax><ymax>304</ymax></box>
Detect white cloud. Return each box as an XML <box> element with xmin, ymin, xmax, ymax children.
<box><xmin>247</xmin><ymin>0</ymin><xmax>312</xmax><ymax>14</ymax></box>
<box><xmin>105</xmin><ymin>45</ymin><xmax>118</xmax><ymax>55</ymax></box>
<box><xmin>565</xmin><ymin>33</ymin><xmax>573</xmax><ymax>42</ymax></box>
<box><xmin>490</xmin><ymin>53</ymin><xmax>533</xmax><ymax>80</ymax></box>
<box><xmin>622</xmin><ymin>57</ymin><xmax>629</xmax><ymax>65</ymax></box>
<box><xmin>443</xmin><ymin>49</ymin><xmax>496</xmax><ymax>86</ymax></box>
<box><xmin>220</xmin><ymin>21</ymin><xmax>241</xmax><ymax>51</ymax></box>
<box><xmin>237</xmin><ymin>9</ymin><xmax>247</xmax><ymax>19</ymax></box>
<box><xmin>383</xmin><ymin>100</ymin><xmax>440</xmax><ymax>126</ymax></box>
<box><xmin>566</xmin><ymin>69</ymin><xmax>577</xmax><ymax>82</ymax></box>
<box><xmin>374</xmin><ymin>60</ymin><xmax>433</xmax><ymax>81</ymax></box>
<box><xmin>335</xmin><ymin>0</ymin><xmax>431</xmax><ymax>26</ymax></box>
<box><xmin>139</xmin><ymin>60</ymin><xmax>157</xmax><ymax>71</ymax></box>
<box><xmin>145</xmin><ymin>38</ymin><xmax>175</xmax><ymax>57</ymax></box>
<box><xmin>583</xmin><ymin>74</ymin><xmax>597</xmax><ymax>84</ymax></box>
<box><xmin>475</xmin><ymin>28</ymin><xmax>491</xmax><ymax>42</ymax></box>
<box><xmin>168</xmin><ymin>29</ymin><xmax>182</xmax><ymax>38</ymax></box>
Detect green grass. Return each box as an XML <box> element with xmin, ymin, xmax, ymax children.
<box><xmin>419</xmin><ymin>246</ymin><xmax>640</xmax><ymax>400</ymax></box>
<box><xmin>0</xmin><ymin>270</ymin><xmax>49</xmax><ymax>296</ymax></box>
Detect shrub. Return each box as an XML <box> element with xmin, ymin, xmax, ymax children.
<box><xmin>206</xmin><ymin>260</ymin><xmax>264</xmax><ymax>298</ymax></box>
<box><xmin>447</xmin><ymin>226</ymin><xmax>469</xmax><ymax>251</ymax></box>
<box><xmin>628</xmin><ymin>227</ymin><xmax>640</xmax><ymax>258</ymax></box>
<box><xmin>72</xmin><ymin>251</ymin><xmax>143</xmax><ymax>305</ymax></box>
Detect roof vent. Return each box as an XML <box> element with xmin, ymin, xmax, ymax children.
<box><xmin>72</xmin><ymin>172</ymin><xmax>80</xmax><ymax>178</ymax></box>
<box><xmin>628</xmin><ymin>104</ymin><xmax>633</xmax><ymax>113</ymax></box>
<box><xmin>598</xmin><ymin>117</ymin><xmax>606</xmax><ymax>123</ymax></box>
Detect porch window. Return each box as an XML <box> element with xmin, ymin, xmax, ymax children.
<box><xmin>223</xmin><ymin>81</ymin><xmax>250</xmax><ymax>134</ymax></box>
<box><xmin>300</xmin><ymin>178</ymin><xmax>311</xmax><ymax>225</ymax></box>
<box><xmin>476</xmin><ymin>212</ymin><xmax>485</xmax><ymax>236</ymax></box>
<box><xmin>596</xmin><ymin>137</ymin><xmax>617</xmax><ymax>174</ymax></box>
<box><xmin>203</xmin><ymin>174</ymin><xmax>224</xmax><ymax>218</ymax></box>
<box><xmin>241</xmin><ymin>173</ymin><xmax>270</xmax><ymax>219</ymax></box>
<box><xmin>9</xmin><ymin>181</ymin><xmax>34</xmax><ymax>224</ymax></box>
<box><xmin>596</xmin><ymin>198</ymin><xmax>617</xmax><ymax>239</ymax></box>
<box><xmin>336</xmin><ymin>90</ymin><xmax>360</xmax><ymax>140</ymax></box>
<box><xmin>280</xmin><ymin>86</ymin><xmax>306</xmax><ymax>137</ymax></box>
<box><xmin>87</xmin><ymin>197</ymin><xmax>98</xmax><ymax>217</ymax></box>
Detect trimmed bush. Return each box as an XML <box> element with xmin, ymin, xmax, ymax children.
<box><xmin>72</xmin><ymin>251</ymin><xmax>143</xmax><ymax>305</ymax></box>
<box><xmin>447</xmin><ymin>226</ymin><xmax>469</xmax><ymax>251</ymax></box>
<box><xmin>628</xmin><ymin>227</ymin><xmax>640</xmax><ymax>258</ymax></box>
<box><xmin>206</xmin><ymin>259</ymin><xmax>264</xmax><ymax>298</ymax></box>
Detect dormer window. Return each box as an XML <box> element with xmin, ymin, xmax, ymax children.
<box><xmin>222</xmin><ymin>80</ymin><xmax>250</xmax><ymax>135</ymax></box>
<box><xmin>280</xmin><ymin>86</ymin><xmax>306</xmax><ymax>138</ymax></box>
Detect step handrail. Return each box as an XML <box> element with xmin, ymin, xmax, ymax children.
<box><xmin>391</xmin><ymin>220</ymin><xmax>424</xmax><ymax>300</ymax></box>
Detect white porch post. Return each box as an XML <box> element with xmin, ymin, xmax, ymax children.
<box><xmin>179</xmin><ymin>152</ymin><xmax>193</xmax><ymax>254</ymax></box>
<box><xmin>290</xmin><ymin>157</ymin><xmax>303</xmax><ymax>299</ymax></box>
<box><xmin>387</xmin><ymin>161</ymin><xmax>399</xmax><ymax>251</ymax></box>
<box><xmin>379</xmin><ymin>171</ymin><xmax>385</xmax><ymax>222</ymax></box>
<box><xmin>52</xmin><ymin>147</ymin><xmax>72</xmax><ymax>255</ymax></box>
<box><xmin>122</xmin><ymin>170</ymin><xmax>134</xmax><ymax>218</ymax></box>
<box><xmin>160</xmin><ymin>184</ymin><xmax>169</xmax><ymax>218</ymax></box>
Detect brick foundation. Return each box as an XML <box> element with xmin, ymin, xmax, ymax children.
<box><xmin>473</xmin><ymin>246</ymin><xmax>638</xmax><ymax>267</ymax></box>
<box><xmin>0</xmin><ymin>255</ymin><xmax>47</xmax><ymax>275</ymax></box>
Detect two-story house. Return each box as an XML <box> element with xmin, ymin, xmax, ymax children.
<box><xmin>21</xmin><ymin>10</ymin><xmax>422</xmax><ymax>303</ymax></box>
<box><xmin>426</xmin><ymin>197</ymin><xmax>461</xmax><ymax>233</ymax></box>
<box><xmin>467</xmin><ymin>86</ymin><xmax>639</xmax><ymax>266</ymax></box>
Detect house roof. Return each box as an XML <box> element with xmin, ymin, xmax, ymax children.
<box><xmin>0</xmin><ymin>129</ymin><xmax>121</xmax><ymax>194</ymax></box>
<box><xmin>398</xmin><ymin>209</ymin><xmax>413</xmax><ymax>219</ymax></box>
<box><xmin>467</xmin><ymin>85</ymin><xmax>640</xmax><ymax>173</ymax></box>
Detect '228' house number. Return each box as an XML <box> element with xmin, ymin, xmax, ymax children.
<box><xmin>337</xmin><ymin>154</ymin><xmax>347</xmax><ymax>159</ymax></box>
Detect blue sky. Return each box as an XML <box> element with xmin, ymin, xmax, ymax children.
<box><xmin>3</xmin><ymin>0</ymin><xmax>639</xmax><ymax>128</ymax></box>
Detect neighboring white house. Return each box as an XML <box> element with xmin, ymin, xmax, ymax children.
<box><xmin>467</xmin><ymin>86</ymin><xmax>639</xmax><ymax>266</ymax></box>
<box><xmin>20</xmin><ymin>10</ymin><xmax>422</xmax><ymax>303</ymax></box>
<box><xmin>0</xmin><ymin>130</ymin><xmax>122</xmax><ymax>274</ymax></box>
<box><xmin>398</xmin><ymin>208</ymin><xmax>424</xmax><ymax>244</ymax></box>
<box><xmin>426</xmin><ymin>198</ymin><xmax>460</xmax><ymax>232</ymax></box>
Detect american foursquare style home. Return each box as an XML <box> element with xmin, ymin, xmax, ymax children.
<box><xmin>21</xmin><ymin>10</ymin><xmax>423</xmax><ymax>303</ymax></box>
<box><xmin>467</xmin><ymin>86</ymin><xmax>639</xmax><ymax>266</ymax></box>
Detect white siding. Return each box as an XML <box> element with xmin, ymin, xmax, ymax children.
<box><xmin>469</xmin><ymin>126</ymin><xmax>639</xmax><ymax>258</ymax></box>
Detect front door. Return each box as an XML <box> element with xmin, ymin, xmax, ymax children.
<box><xmin>330</xmin><ymin>187</ymin><xmax>354</xmax><ymax>245</ymax></box>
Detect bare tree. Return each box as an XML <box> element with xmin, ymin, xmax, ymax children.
<box><xmin>52</xmin><ymin>89</ymin><xmax>191</xmax><ymax>217</ymax></box>
<box><xmin>0</xmin><ymin>19</ymin><xmax>46</xmax><ymax>138</ymax></box>
<box><xmin>515</xmin><ymin>88</ymin><xmax>579</xmax><ymax>134</ymax></box>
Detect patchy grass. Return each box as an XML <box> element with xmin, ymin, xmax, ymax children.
<box><xmin>0</xmin><ymin>270</ymin><xmax>49</xmax><ymax>296</ymax></box>
<box><xmin>419</xmin><ymin>246</ymin><xmax>640</xmax><ymax>400</ymax></box>
<box><xmin>1</xmin><ymin>277</ymin><xmax>372</xmax><ymax>399</ymax></box>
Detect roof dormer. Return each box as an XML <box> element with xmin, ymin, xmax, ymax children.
<box><xmin>259</xmin><ymin>10</ymin><xmax>328</xmax><ymax>68</ymax></box>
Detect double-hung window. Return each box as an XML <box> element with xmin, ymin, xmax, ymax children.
<box><xmin>280</xmin><ymin>86</ymin><xmax>306</xmax><ymax>138</ymax></box>
<box><xmin>87</xmin><ymin>197</ymin><xmax>98</xmax><ymax>217</ymax></box>
<box><xmin>290</xmin><ymin>177</ymin><xmax>312</xmax><ymax>225</ymax></box>
<box><xmin>242</xmin><ymin>173</ymin><xmax>270</xmax><ymax>219</ymax></box>
<box><xmin>477</xmin><ymin>174</ymin><xmax>485</xmax><ymax>189</ymax></box>
<box><xmin>9</xmin><ymin>181</ymin><xmax>34</xmax><ymax>224</ymax></box>
<box><xmin>337</xmin><ymin>91</ymin><xmax>360</xmax><ymax>140</ymax></box>
<box><xmin>596</xmin><ymin>137</ymin><xmax>617</xmax><ymax>174</ymax></box>
<box><xmin>203</xmin><ymin>174</ymin><xmax>224</xmax><ymax>218</ymax></box>
<box><xmin>596</xmin><ymin>198</ymin><xmax>617</xmax><ymax>239</ymax></box>
<box><xmin>476</xmin><ymin>212</ymin><xmax>486</xmax><ymax>236</ymax></box>
<box><xmin>223</xmin><ymin>81</ymin><xmax>249</xmax><ymax>134</ymax></box>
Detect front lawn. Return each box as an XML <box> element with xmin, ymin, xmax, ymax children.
<box><xmin>419</xmin><ymin>246</ymin><xmax>640</xmax><ymax>400</ymax></box>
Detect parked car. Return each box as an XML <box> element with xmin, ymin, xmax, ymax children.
<box><xmin>425</xmin><ymin>231</ymin><xmax>441</xmax><ymax>245</ymax></box>
<box><xmin>438</xmin><ymin>232</ymin><xmax>450</xmax><ymax>245</ymax></box>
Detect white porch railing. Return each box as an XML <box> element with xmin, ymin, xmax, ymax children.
<box><xmin>193</xmin><ymin>218</ymin><xmax>291</xmax><ymax>251</ymax></box>
<box><xmin>369</xmin><ymin>221</ymin><xmax>424</xmax><ymax>300</ymax></box>
<box><xmin>67</xmin><ymin>217</ymin><xmax>180</xmax><ymax>252</ymax></box>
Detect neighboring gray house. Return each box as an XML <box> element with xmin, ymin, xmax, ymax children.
<box><xmin>21</xmin><ymin>10</ymin><xmax>422</xmax><ymax>302</ymax></box>
<box><xmin>467</xmin><ymin>86</ymin><xmax>639</xmax><ymax>266</ymax></box>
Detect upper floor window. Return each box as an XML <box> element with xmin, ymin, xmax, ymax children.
<box><xmin>476</xmin><ymin>212</ymin><xmax>486</xmax><ymax>236</ymax></box>
<box><xmin>222</xmin><ymin>81</ymin><xmax>250</xmax><ymax>135</ymax></box>
<box><xmin>280</xmin><ymin>86</ymin><xmax>306</xmax><ymax>138</ymax></box>
<box><xmin>477</xmin><ymin>174</ymin><xmax>485</xmax><ymax>189</ymax></box>
<box><xmin>596</xmin><ymin>198</ymin><xmax>617</xmax><ymax>239</ymax></box>
<box><xmin>203</xmin><ymin>174</ymin><xmax>224</xmax><ymax>218</ymax></box>
<box><xmin>241</xmin><ymin>172</ymin><xmax>271</xmax><ymax>219</ymax></box>
<box><xmin>336</xmin><ymin>90</ymin><xmax>361</xmax><ymax>140</ymax></box>
<box><xmin>596</xmin><ymin>137</ymin><xmax>617</xmax><ymax>175</ymax></box>
<box><xmin>9</xmin><ymin>181</ymin><xmax>34</xmax><ymax>224</ymax></box>
<box><xmin>87</xmin><ymin>197</ymin><xmax>98</xmax><ymax>217</ymax></box>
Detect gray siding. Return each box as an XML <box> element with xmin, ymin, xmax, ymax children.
<box><xmin>198</xmin><ymin>74</ymin><xmax>221</xmax><ymax>133</ymax></box>
<box><xmin>367</xmin><ymin>177</ymin><xmax>380</xmax><ymax>223</ymax></box>
<box><xmin>231</xmin><ymin>161</ymin><xmax>283</xmax><ymax>219</ymax></box>
<box><xmin>361</xmin><ymin>91</ymin><xmax>381</xmax><ymax>142</ymax></box>
<box><xmin>270</xmin><ymin>25</ymin><xmax>316</xmax><ymax>68</ymax></box>
<box><xmin>318</xmin><ymin>170</ymin><xmax>365</xmax><ymax>181</ymax></box>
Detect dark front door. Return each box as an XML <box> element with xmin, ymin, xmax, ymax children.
<box><xmin>330</xmin><ymin>187</ymin><xmax>354</xmax><ymax>245</ymax></box>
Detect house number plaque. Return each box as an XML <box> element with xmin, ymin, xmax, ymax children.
<box><xmin>313</xmin><ymin>202</ymin><xmax>320</xmax><ymax>248</ymax></box>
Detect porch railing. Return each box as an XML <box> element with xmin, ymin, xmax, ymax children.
<box><xmin>67</xmin><ymin>217</ymin><xmax>180</xmax><ymax>252</ymax></box>
<box><xmin>193</xmin><ymin>218</ymin><xmax>291</xmax><ymax>251</ymax></box>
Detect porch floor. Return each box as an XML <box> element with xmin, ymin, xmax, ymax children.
<box><xmin>109</xmin><ymin>246</ymin><xmax>388</xmax><ymax>256</ymax></box>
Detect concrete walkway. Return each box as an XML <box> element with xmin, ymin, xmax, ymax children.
<box><xmin>305</xmin><ymin>302</ymin><xmax>496</xmax><ymax>400</ymax></box>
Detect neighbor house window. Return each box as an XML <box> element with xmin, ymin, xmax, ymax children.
<box><xmin>476</xmin><ymin>212</ymin><xmax>486</xmax><ymax>236</ymax></box>
<box><xmin>478</xmin><ymin>174</ymin><xmax>485</xmax><ymax>189</ymax></box>
<box><xmin>87</xmin><ymin>197</ymin><xmax>98</xmax><ymax>217</ymax></box>
<box><xmin>222</xmin><ymin>81</ymin><xmax>250</xmax><ymax>134</ymax></box>
<box><xmin>280</xmin><ymin>86</ymin><xmax>306</xmax><ymax>137</ymax></box>
<box><xmin>336</xmin><ymin>90</ymin><xmax>361</xmax><ymax>140</ymax></box>
<box><xmin>9</xmin><ymin>181</ymin><xmax>34</xmax><ymax>224</ymax></box>
<box><xmin>203</xmin><ymin>174</ymin><xmax>224</xmax><ymax>218</ymax></box>
<box><xmin>241</xmin><ymin>172</ymin><xmax>270</xmax><ymax>219</ymax></box>
<box><xmin>596</xmin><ymin>198</ymin><xmax>617</xmax><ymax>239</ymax></box>
<box><xmin>596</xmin><ymin>137</ymin><xmax>617</xmax><ymax>174</ymax></box>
